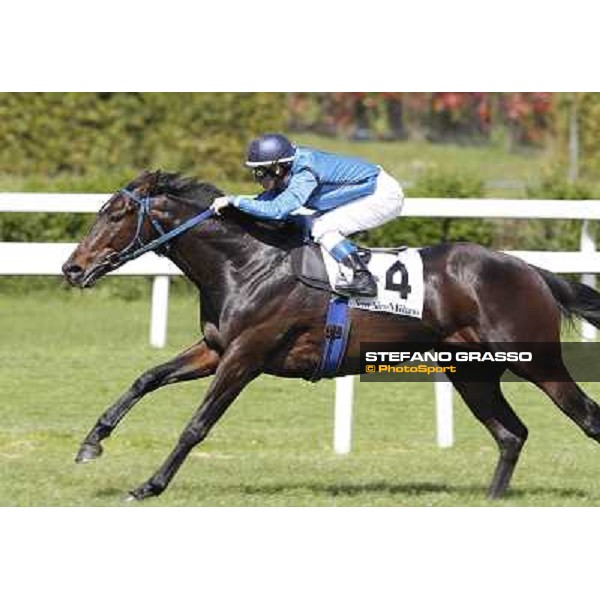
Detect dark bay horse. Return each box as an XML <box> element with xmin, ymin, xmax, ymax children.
<box><xmin>62</xmin><ymin>171</ymin><xmax>600</xmax><ymax>501</ymax></box>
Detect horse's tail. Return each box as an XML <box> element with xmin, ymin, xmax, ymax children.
<box><xmin>534</xmin><ymin>266</ymin><xmax>600</xmax><ymax>329</ymax></box>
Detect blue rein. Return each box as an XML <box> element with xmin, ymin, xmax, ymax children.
<box><xmin>108</xmin><ymin>188</ymin><xmax>215</xmax><ymax>268</ymax></box>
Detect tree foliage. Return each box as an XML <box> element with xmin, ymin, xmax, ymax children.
<box><xmin>0</xmin><ymin>92</ymin><xmax>286</xmax><ymax>182</ymax></box>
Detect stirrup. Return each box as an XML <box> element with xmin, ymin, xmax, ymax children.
<box><xmin>335</xmin><ymin>271</ymin><xmax>377</xmax><ymax>297</ymax></box>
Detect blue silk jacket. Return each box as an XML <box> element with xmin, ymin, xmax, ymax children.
<box><xmin>231</xmin><ymin>147</ymin><xmax>380</xmax><ymax>220</ymax></box>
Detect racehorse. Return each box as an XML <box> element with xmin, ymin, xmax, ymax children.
<box><xmin>62</xmin><ymin>170</ymin><xmax>600</xmax><ymax>501</ymax></box>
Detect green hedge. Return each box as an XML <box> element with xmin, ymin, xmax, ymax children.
<box><xmin>487</xmin><ymin>171</ymin><xmax>595</xmax><ymax>252</ymax></box>
<box><xmin>361</xmin><ymin>169</ymin><xmax>598</xmax><ymax>253</ymax></box>
<box><xmin>359</xmin><ymin>170</ymin><xmax>491</xmax><ymax>248</ymax></box>
<box><xmin>0</xmin><ymin>92</ymin><xmax>286</xmax><ymax>182</ymax></box>
<box><xmin>0</xmin><ymin>92</ymin><xmax>286</xmax><ymax>244</ymax></box>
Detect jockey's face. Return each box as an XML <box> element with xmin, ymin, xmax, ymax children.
<box><xmin>261</xmin><ymin>175</ymin><xmax>279</xmax><ymax>192</ymax></box>
<box><xmin>253</xmin><ymin>164</ymin><xmax>290</xmax><ymax>192</ymax></box>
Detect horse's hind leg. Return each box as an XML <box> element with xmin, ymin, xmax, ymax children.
<box><xmin>447</xmin><ymin>369</ymin><xmax>528</xmax><ymax>499</ymax></box>
<box><xmin>534</xmin><ymin>377</ymin><xmax>600</xmax><ymax>443</ymax></box>
<box><xmin>509</xmin><ymin>343</ymin><xmax>600</xmax><ymax>443</ymax></box>
<box><xmin>76</xmin><ymin>340</ymin><xmax>219</xmax><ymax>463</ymax></box>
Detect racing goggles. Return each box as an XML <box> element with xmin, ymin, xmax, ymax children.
<box><xmin>252</xmin><ymin>165</ymin><xmax>282</xmax><ymax>182</ymax></box>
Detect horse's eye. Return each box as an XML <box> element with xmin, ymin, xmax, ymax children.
<box><xmin>108</xmin><ymin>208</ymin><xmax>127</xmax><ymax>223</ymax></box>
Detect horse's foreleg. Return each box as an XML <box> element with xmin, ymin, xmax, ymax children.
<box><xmin>127</xmin><ymin>343</ymin><xmax>260</xmax><ymax>501</ymax></box>
<box><xmin>484</xmin><ymin>407</ymin><xmax>529</xmax><ymax>499</ymax></box>
<box><xmin>76</xmin><ymin>340</ymin><xmax>220</xmax><ymax>463</ymax></box>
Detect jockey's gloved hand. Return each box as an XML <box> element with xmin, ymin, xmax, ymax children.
<box><xmin>211</xmin><ymin>196</ymin><xmax>232</xmax><ymax>215</ymax></box>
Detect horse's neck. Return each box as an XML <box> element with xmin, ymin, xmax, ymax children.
<box><xmin>169</xmin><ymin>221</ymin><xmax>292</xmax><ymax>313</ymax></box>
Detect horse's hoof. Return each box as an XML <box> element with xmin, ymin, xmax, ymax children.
<box><xmin>123</xmin><ymin>492</ymin><xmax>140</xmax><ymax>503</ymax></box>
<box><xmin>127</xmin><ymin>481</ymin><xmax>162</xmax><ymax>501</ymax></box>
<box><xmin>75</xmin><ymin>443</ymin><xmax>103</xmax><ymax>463</ymax></box>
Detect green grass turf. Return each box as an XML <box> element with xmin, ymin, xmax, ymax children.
<box><xmin>2</xmin><ymin>286</ymin><xmax>600</xmax><ymax>506</ymax></box>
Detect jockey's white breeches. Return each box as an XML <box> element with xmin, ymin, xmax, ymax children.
<box><xmin>309</xmin><ymin>168</ymin><xmax>404</xmax><ymax>256</ymax></box>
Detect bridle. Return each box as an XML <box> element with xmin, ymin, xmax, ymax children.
<box><xmin>103</xmin><ymin>188</ymin><xmax>215</xmax><ymax>270</ymax></box>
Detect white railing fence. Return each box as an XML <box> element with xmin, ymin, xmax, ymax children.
<box><xmin>0</xmin><ymin>193</ymin><xmax>181</xmax><ymax>348</ymax></box>
<box><xmin>1</xmin><ymin>193</ymin><xmax>598</xmax><ymax>452</ymax></box>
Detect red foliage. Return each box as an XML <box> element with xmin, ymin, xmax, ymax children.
<box><xmin>502</xmin><ymin>92</ymin><xmax>552</xmax><ymax>144</ymax></box>
<box><xmin>287</xmin><ymin>93</ymin><xmax>553</xmax><ymax>146</ymax></box>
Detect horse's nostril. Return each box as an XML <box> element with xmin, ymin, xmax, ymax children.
<box><xmin>62</xmin><ymin>262</ymin><xmax>84</xmax><ymax>281</ymax></box>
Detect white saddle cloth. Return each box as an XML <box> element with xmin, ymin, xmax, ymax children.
<box><xmin>322</xmin><ymin>247</ymin><xmax>425</xmax><ymax>319</ymax></box>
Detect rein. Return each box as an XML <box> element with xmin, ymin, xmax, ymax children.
<box><xmin>106</xmin><ymin>189</ymin><xmax>215</xmax><ymax>269</ymax></box>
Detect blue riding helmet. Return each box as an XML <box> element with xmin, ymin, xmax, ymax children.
<box><xmin>245</xmin><ymin>133</ymin><xmax>296</xmax><ymax>168</ymax></box>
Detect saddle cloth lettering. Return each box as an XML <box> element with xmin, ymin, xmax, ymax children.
<box><xmin>322</xmin><ymin>248</ymin><xmax>425</xmax><ymax>319</ymax></box>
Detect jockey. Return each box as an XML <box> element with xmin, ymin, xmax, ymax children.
<box><xmin>211</xmin><ymin>133</ymin><xmax>404</xmax><ymax>297</ymax></box>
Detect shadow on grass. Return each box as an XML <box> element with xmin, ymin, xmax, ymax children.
<box><xmin>89</xmin><ymin>480</ymin><xmax>600</xmax><ymax>506</ymax></box>
<box><xmin>231</xmin><ymin>480</ymin><xmax>593</xmax><ymax>501</ymax></box>
<box><xmin>90</xmin><ymin>480</ymin><xmax>596</xmax><ymax>504</ymax></box>
<box><xmin>506</xmin><ymin>486</ymin><xmax>591</xmax><ymax>500</ymax></box>
<box><xmin>95</xmin><ymin>487</ymin><xmax>129</xmax><ymax>498</ymax></box>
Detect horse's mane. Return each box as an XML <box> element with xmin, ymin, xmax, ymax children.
<box><xmin>134</xmin><ymin>170</ymin><xmax>223</xmax><ymax>211</ymax></box>
<box><xmin>133</xmin><ymin>170</ymin><xmax>302</xmax><ymax>250</ymax></box>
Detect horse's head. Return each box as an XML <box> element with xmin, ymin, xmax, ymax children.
<box><xmin>62</xmin><ymin>170</ymin><xmax>212</xmax><ymax>288</ymax></box>
<box><xmin>63</xmin><ymin>169</ymin><xmax>297</xmax><ymax>290</ymax></box>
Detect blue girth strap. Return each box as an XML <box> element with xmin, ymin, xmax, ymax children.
<box><xmin>312</xmin><ymin>296</ymin><xmax>351</xmax><ymax>381</ymax></box>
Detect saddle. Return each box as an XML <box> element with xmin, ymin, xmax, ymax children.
<box><xmin>291</xmin><ymin>242</ymin><xmax>405</xmax><ymax>291</ymax></box>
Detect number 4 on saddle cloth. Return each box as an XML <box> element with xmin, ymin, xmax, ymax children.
<box><xmin>291</xmin><ymin>244</ymin><xmax>425</xmax><ymax>379</ymax></box>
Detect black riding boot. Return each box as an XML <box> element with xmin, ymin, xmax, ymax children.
<box><xmin>335</xmin><ymin>251</ymin><xmax>377</xmax><ymax>297</ymax></box>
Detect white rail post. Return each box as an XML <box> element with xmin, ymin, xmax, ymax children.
<box><xmin>580</xmin><ymin>219</ymin><xmax>597</xmax><ymax>341</ymax></box>
<box><xmin>150</xmin><ymin>275</ymin><xmax>170</xmax><ymax>348</ymax></box>
<box><xmin>434</xmin><ymin>375</ymin><xmax>454</xmax><ymax>448</ymax></box>
<box><xmin>334</xmin><ymin>376</ymin><xmax>355</xmax><ymax>454</ymax></box>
